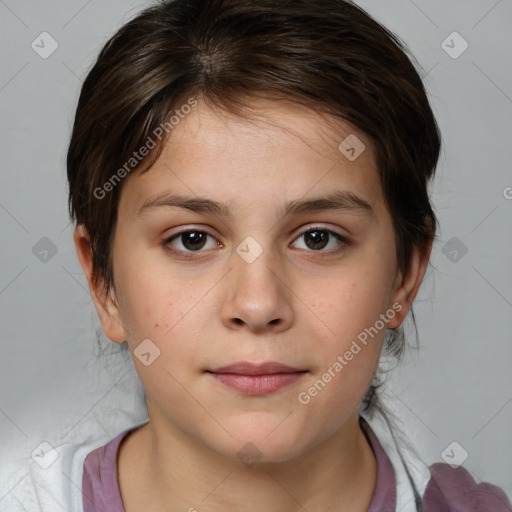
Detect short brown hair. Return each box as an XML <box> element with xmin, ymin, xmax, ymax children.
<box><xmin>67</xmin><ymin>0</ymin><xmax>441</xmax><ymax>414</ymax></box>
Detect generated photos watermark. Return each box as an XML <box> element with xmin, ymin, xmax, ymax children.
<box><xmin>93</xmin><ymin>97</ymin><xmax>198</xmax><ymax>200</ymax></box>
<box><xmin>297</xmin><ymin>301</ymin><xmax>403</xmax><ymax>405</ymax></box>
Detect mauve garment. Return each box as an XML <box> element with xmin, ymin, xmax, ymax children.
<box><xmin>82</xmin><ymin>418</ymin><xmax>512</xmax><ymax>512</ymax></box>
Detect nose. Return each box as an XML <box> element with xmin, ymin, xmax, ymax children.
<box><xmin>220</xmin><ymin>243</ymin><xmax>294</xmax><ymax>334</ymax></box>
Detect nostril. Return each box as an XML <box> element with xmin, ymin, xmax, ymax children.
<box><xmin>269</xmin><ymin>318</ymin><xmax>280</xmax><ymax>325</ymax></box>
<box><xmin>233</xmin><ymin>318</ymin><xmax>244</xmax><ymax>325</ymax></box>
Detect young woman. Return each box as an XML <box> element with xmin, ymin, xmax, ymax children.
<box><xmin>65</xmin><ymin>1</ymin><xmax>512</xmax><ymax>510</ymax></box>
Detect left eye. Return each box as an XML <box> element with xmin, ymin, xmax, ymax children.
<box><xmin>292</xmin><ymin>229</ymin><xmax>346</xmax><ymax>252</ymax></box>
<box><xmin>166</xmin><ymin>231</ymin><xmax>219</xmax><ymax>252</ymax></box>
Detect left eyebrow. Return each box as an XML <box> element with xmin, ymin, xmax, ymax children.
<box><xmin>136</xmin><ymin>190</ymin><xmax>374</xmax><ymax>218</ymax></box>
<box><xmin>280</xmin><ymin>190</ymin><xmax>374</xmax><ymax>218</ymax></box>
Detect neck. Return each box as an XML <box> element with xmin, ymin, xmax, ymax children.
<box><xmin>127</xmin><ymin>410</ymin><xmax>377</xmax><ymax>512</ymax></box>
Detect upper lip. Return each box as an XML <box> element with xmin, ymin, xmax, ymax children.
<box><xmin>208</xmin><ymin>362</ymin><xmax>306</xmax><ymax>375</ymax></box>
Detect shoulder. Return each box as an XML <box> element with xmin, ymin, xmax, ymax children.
<box><xmin>82</xmin><ymin>429</ymin><xmax>129</xmax><ymax>512</ymax></box>
<box><xmin>82</xmin><ymin>421</ymin><xmax>149</xmax><ymax>512</ymax></box>
<box><xmin>1</xmin><ymin>437</ymin><xmax>98</xmax><ymax>512</ymax></box>
<box><xmin>422</xmin><ymin>462</ymin><xmax>512</xmax><ymax>512</ymax></box>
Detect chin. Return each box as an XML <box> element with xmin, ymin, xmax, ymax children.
<box><xmin>217</xmin><ymin>420</ymin><xmax>312</xmax><ymax>465</ymax></box>
<box><xmin>226</xmin><ymin>439</ymin><xmax>305</xmax><ymax>466</ymax></box>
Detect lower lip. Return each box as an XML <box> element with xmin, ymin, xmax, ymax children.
<box><xmin>209</xmin><ymin>372</ymin><xmax>307</xmax><ymax>395</ymax></box>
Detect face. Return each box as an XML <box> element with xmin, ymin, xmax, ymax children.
<box><xmin>82</xmin><ymin>99</ymin><xmax>420</xmax><ymax>463</ymax></box>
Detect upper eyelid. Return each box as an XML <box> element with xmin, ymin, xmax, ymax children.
<box><xmin>293</xmin><ymin>224</ymin><xmax>347</xmax><ymax>237</ymax></box>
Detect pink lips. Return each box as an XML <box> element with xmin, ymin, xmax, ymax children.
<box><xmin>207</xmin><ymin>362</ymin><xmax>307</xmax><ymax>395</ymax></box>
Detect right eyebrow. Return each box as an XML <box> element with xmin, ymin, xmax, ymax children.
<box><xmin>137</xmin><ymin>193</ymin><xmax>230</xmax><ymax>217</ymax></box>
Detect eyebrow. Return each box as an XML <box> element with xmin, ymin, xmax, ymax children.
<box><xmin>137</xmin><ymin>190</ymin><xmax>374</xmax><ymax>218</ymax></box>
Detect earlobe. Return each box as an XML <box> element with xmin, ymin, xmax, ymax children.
<box><xmin>73</xmin><ymin>224</ymin><xmax>127</xmax><ymax>343</ymax></box>
<box><xmin>387</xmin><ymin>238</ymin><xmax>433</xmax><ymax>329</ymax></box>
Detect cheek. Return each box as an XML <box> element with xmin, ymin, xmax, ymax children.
<box><xmin>114</xmin><ymin>252</ymin><xmax>185</xmax><ymax>338</ymax></box>
<box><xmin>306</xmin><ymin>271</ymin><xmax>392</xmax><ymax>347</ymax></box>
<box><xmin>117</xmin><ymin>277</ymin><xmax>204</xmax><ymax>405</ymax></box>
<box><xmin>296</xmin><ymin>254</ymin><xmax>394</xmax><ymax>404</ymax></box>
<box><xmin>296</xmin><ymin>277</ymin><xmax>387</xmax><ymax>420</ymax></box>
<box><xmin>116</xmin><ymin>264</ymin><xmax>212</xmax><ymax>377</ymax></box>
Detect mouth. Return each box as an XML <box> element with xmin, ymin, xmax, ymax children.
<box><xmin>206</xmin><ymin>362</ymin><xmax>308</xmax><ymax>395</ymax></box>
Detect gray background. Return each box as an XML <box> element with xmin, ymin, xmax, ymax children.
<box><xmin>1</xmin><ymin>0</ymin><xmax>511</xmax><ymax>506</ymax></box>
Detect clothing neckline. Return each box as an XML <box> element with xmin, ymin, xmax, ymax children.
<box><xmin>360</xmin><ymin>416</ymin><xmax>397</xmax><ymax>511</ymax></box>
<box><xmin>86</xmin><ymin>416</ymin><xmax>396</xmax><ymax>511</ymax></box>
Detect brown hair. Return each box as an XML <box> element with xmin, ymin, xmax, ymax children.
<box><xmin>67</xmin><ymin>0</ymin><xmax>441</xmax><ymax>415</ymax></box>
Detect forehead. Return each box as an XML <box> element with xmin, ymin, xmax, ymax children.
<box><xmin>119</xmin><ymin>99</ymin><xmax>383</xmax><ymax>218</ymax></box>
<box><xmin>163</xmin><ymin>98</ymin><xmax>374</xmax><ymax>163</ymax></box>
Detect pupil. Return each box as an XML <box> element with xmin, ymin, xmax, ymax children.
<box><xmin>305</xmin><ymin>230</ymin><xmax>328</xmax><ymax>250</ymax></box>
<box><xmin>182</xmin><ymin>232</ymin><xmax>206</xmax><ymax>250</ymax></box>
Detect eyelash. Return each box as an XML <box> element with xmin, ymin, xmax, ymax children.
<box><xmin>162</xmin><ymin>225</ymin><xmax>350</xmax><ymax>258</ymax></box>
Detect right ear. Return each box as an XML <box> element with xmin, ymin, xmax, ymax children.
<box><xmin>73</xmin><ymin>224</ymin><xmax>127</xmax><ymax>343</ymax></box>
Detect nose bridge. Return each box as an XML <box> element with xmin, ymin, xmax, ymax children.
<box><xmin>220</xmin><ymin>234</ymin><xmax>294</xmax><ymax>332</ymax></box>
<box><xmin>232</xmin><ymin>234</ymin><xmax>282</xmax><ymax>301</ymax></box>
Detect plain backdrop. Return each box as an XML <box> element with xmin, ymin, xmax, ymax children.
<box><xmin>1</xmin><ymin>0</ymin><xmax>511</xmax><ymax>506</ymax></box>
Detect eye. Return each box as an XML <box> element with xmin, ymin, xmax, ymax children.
<box><xmin>164</xmin><ymin>230</ymin><xmax>220</xmax><ymax>253</ymax></box>
<box><xmin>163</xmin><ymin>226</ymin><xmax>348</xmax><ymax>257</ymax></box>
<box><xmin>291</xmin><ymin>227</ymin><xmax>348</xmax><ymax>253</ymax></box>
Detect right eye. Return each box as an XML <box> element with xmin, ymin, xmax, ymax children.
<box><xmin>163</xmin><ymin>229</ymin><xmax>221</xmax><ymax>255</ymax></box>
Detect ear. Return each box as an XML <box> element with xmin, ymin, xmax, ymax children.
<box><xmin>387</xmin><ymin>237</ymin><xmax>433</xmax><ymax>329</ymax></box>
<box><xmin>73</xmin><ymin>224</ymin><xmax>127</xmax><ymax>343</ymax></box>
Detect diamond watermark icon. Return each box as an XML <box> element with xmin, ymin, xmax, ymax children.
<box><xmin>442</xmin><ymin>236</ymin><xmax>468</xmax><ymax>263</ymax></box>
<box><xmin>134</xmin><ymin>338</ymin><xmax>161</xmax><ymax>366</ymax></box>
<box><xmin>32</xmin><ymin>237</ymin><xmax>58</xmax><ymax>263</ymax></box>
<box><xmin>441</xmin><ymin>441</ymin><xmax>469</xmax><ymax>468</ymax></box>
<box><xmin>441</xmin><ymin>32</ymin><xmax>468</xmax><ymax>59</ymax></box>
<box><xmin>338</xmin><ymin>134</ymin><xmax>366</xmax><ymax>161</ymax></box>
<box><xmin>237</xmin><ymin>442</ymin><xmax>262</xmax><ymax>468</ymax></box>
<box><xmin>31</xmin><ymin>441</ymin><xmax>59</xmax><ymax>469</ymax></box>
<box><xmin>31</xmin><ymin>32</ymin><xmax>59</xmax><ymax>59</ymax></box>
<box><xmin>236</xmin><ymin>236</ymin><xmax>263</xmax><ymax>264</ymax></box>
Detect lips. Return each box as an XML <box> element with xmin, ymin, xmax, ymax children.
<box><xmin>208</xmin><ymin>362</ymin><xmax>305</xmax><ymax>375</ymax></box>
<box><xmin>206</xmin><ymin>362</ymin><xmax>308</xmax><ymax>395</ymax></box>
